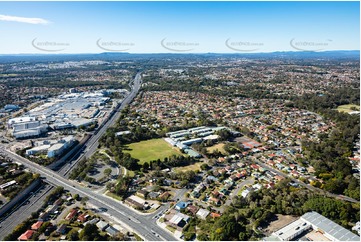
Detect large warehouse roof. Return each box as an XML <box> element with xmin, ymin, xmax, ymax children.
<box><xmin>273</xmin><ymin>218</ymin><xmax>310</xmax><ymax>241</ymax></box>
<box><xmin>301</xmin><ymin>211</ymin><xmax>360</xmax><ymax>241</ymax></box>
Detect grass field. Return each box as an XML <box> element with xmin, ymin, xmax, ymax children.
<box><xmin>336</xmin><ymin>104</ymin><xmax>360</xmax><ymax>113</ymax></box>
<box><xmin>207</xmin><ymin>143</ymin><xmax>226</xmax><ymax>154</ymax></box>
<box><xmin>173</xmin><ymin>162</ymin><xmax>204</xmax><ymax>173</ymax></box>
<box><xmin>124</xmin><ymin>138</ymin><xmax>183</xmax><ymax>164</ymax></box>
<box><xmin>124</xmin><ymin>168</ymin><xmax>135</xmax><ymax>178</ymax></box>
<box><xmin>105</xmin><ymin>191</ymin><xmax>122</xmax><ymax>201</ymax></box>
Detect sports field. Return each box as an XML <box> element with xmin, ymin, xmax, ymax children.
<box><xmin>336</xmin><ymin>104</ymin><xmax>360</xmax><ymax>113</ymax></box>
<box><xmin>124</xmin><ymin>138</ymin><xmax>183</xmax><ymax>164</ymax></box>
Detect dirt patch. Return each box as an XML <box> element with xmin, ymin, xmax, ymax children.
<box><xmin>262</xmin><ymin>214</ymin><xmax>299</xmax><ymax>236</ymax></box>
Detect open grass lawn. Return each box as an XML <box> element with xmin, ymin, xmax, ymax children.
<box><xmin>105</xmin><ymin>191</ymin><xmax>122</xmax><ymax>201</ymax></box>
<box><xmin>206</xmin><ymin>143</ymin><xmax>226</xmax><ymax>154</ymax></box>
<box><xmin>125</xmin><ymin>168</ymin><xmax>135</xmax><ymax>178</ymax></box>
<box><xmin>336</xmin><ymin>104</ymin><xmax>360</xmax><ymax>113</ymax></box>
<box><xmin>173</xmin><ymin>161</ymin><xmax>204</xmax><ymax>173</ymax></box>
<box><xmin>124</xmin><ymin>138</ymin><xmax>183</xmax><ymax>165</ymax></box>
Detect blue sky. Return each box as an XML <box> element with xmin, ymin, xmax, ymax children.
<box><xmin>0</xmin><ymin>1</ymin><xmax>359</xmax><ymax>53</ymax></box>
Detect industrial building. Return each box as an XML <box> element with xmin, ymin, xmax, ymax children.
<box><xmin>301</xmin><ymin>211</ymin><xmax>360</xmax><ymax>241</ymax></box>
<box><xmin>25</xmin><ymin>145</ymin><xmax>51</xmax><ymax>156</ymax></box>
<box><xmin>7</xmin><ymin>117</ymin><xmax>36</xmax><ymax>127</ymax></box>
<box><xmin>268</xmin><ymin>211</ymin><xmax>360</xmax><ymax>241</ymax></box>
<box><xmin>25</xmin><ymin>136</ymin><xmax>75</xmax><ymax>158</ymax></box>
<box><xmin>7</xmin><ymin>90</ymin><xmax>114</xmax><ymax>139</ymax></box>
<box><xmin>3</xmin><ymin>104</ymin><xmax>20</xmax><ymax>111</ymax></box>
<box><xmin>272</xmin><ymin>218</ymin><xmax>311</xmax><ymax>241</ymax></box>
<box><xmin>12</xmin><ymin>122</ymin><xmax>48</xmax><ymax>140</ymax></box>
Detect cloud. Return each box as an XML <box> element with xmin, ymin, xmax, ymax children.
<box><xmin>0</xmin><ymin>14</ymin><xmax>50</xmax><ymax>25</ymax></box>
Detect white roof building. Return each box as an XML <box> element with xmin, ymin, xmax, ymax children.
<box><xmin>0</xmin><ymin>180</ymin><xmax>17</xmax><ymax>190</ymax></box>
<box><xmin>196</xmin><ymin>208</ymin><xmax>210</xmax><ymax>220</ymax></box>
<box><xmin>47</xmin><ymin>143</ymin><xmax>66</xmax><ymax>158</ymax></box>
<box><xmin>169</xmin><ymin>212</ymin><xmax>190</xmax><ymax>226</ymax></box>
<box><xmin>26</xmin><ymin>145</ymin><xmax>51</xmax><ymax>156</ymax></box>
<box><xmin>272</xmin><ymin>218</ymin><xmax>311</xmax><ymax>241</ymax></box>
<box><xmin>13</xmin><ymin>128</ymin><xmax>42</xmax><ymax>139</ymax></box>
<box><xmin>301</xmin><ymin>211</ymin><xmax>360</xmax><ymax>241</ymax></box>
<box><xmin>352</xmin><ymin>221</ymin><xmax>360</xmax><ymax>235</ymax></box>
<box><xmin>8</xmin><ymin>117</ymin><xmax>36</xmax><ymax>127</ymax></box>
<box><xmin>96</xmin><ymin>220</ymin><xmax>109</xmax><ymax>231</ymax></box>
<box><xmin>270</xmin><ymin>211</ymin><xmax>360</xmax><ymax>241</ymax></box>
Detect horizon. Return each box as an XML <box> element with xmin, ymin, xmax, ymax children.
<box><xmin>0</xmin><ymin>1</ymin><xmax>359</xmax><ymax>54</ymax></box>
<box><xmin>0</xmin><ymin>50</ymin><xmax>360</xmax><ymax>56</ymax></box>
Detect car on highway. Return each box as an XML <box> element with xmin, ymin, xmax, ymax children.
<box><xmin>98</xmin><ymin>207</ymin><xmax>108</xmax><ymax>212</ymax></box>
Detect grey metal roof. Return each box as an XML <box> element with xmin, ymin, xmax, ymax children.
<box><xmin>301</xmin><ymin>211</ymin><xmax>360</xmax><ymax>241</ymax></box>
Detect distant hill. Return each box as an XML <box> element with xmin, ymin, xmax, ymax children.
<box><xmin>0</xmin><ymin>50</ymin><xmax>359</xmax><ymax>63</ymax></box>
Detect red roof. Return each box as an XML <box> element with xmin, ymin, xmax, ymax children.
<box><xmin>274</xmin><ymin>175</ymin><xmax>284</xmax><ymax>181</ymax></box>
<box><xmin>65</xmin><ymin>209</ymin><xmax>78</xmax><ymax>220</ymax></box>
<box><xmin>212</xmin><ymin>190</ymin><xmax>220</xmax><ymax>197</ymax></box>
<box><xmin>31</xmin><ymin>221</ymin><xmax>43</xmax><ymax>230</ymax></box>
<box><xmin>18</xmin><ymin>230</ymin><xmax>34</xmax><ymax>241</ymax></box>
<box><xmin>77</xmin><ymin>213</ymin><xmax>88</xmax><ymax>222</ymax></box>
<box><xmin>211</xmin><ymin>212</ymin><xmax>221</xmax><ymax>218</ymax></box>
<box><xmin>218</xmin><ymin>157</ymin><xmax>225</xmax><ymax>162</ymax></box>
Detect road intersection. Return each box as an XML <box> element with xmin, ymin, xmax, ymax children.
<box><xmin>0</xmin><ymin>73</ymin><xmax>178</xmax><ymax>241</ymax></box>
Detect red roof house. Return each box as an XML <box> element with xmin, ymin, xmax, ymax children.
<box><xmin>18</xmin><ymin>230</ymin><xmax>34</xmax><ymax>241</ymax></box>
<box><xmin>65</xmin><ymin>209</ymin><xmax>78</xmax><ymax>220</ymax></box>
<box><xmin>31</xmin><ymin>221</ymin><xmax>43</xmax><ymax>231</ymax></box>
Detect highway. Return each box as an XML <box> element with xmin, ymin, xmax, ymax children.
<box><xmin>0</xmin><ymin>73</ymin><xmax>178</xmax><ymax>241</ymax></box>
<box><xmin>1</xmin><ymin>148</ymin><xmax>177</xmax><ymax>241</ymax></box>
<box><xmin>0</xmin><ymin>184</ymin><xmax>53</xmax><ymax>240</ymax></box>
<box><xmin>58</xmin><ymin>72</ymin><xmax>142</xmax><ymax>176</ymax></box>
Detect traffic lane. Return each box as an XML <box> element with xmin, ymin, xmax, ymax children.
<box><xmin>0</xmin><ymin>151</ymin><xmax>159</xmax><ymax>240</ymax></box>
<box><xmin>62</xmin><ymin>73</ymin><xmax>142</xmax><ymax>173</ymax></box>
<box><xmin>42</xmin><ymin>174</ymin><xmax>176</xmax><ymax>241</ymax></box>
<box><xmin>86</xmin><ymin>199</ymin><xmax>163</xmax><ymax>241</ymax></box>
<box><xmin>44</xmin><ymin>178</ymin><xmax>168</xmax><ymax>241</ymax></box>
<box><xmin>0</xmin><ymin>76</ymin><xmax>177</xmax><ymax>241</ymax></box>
<box><xmin>0</xmin><ymin>184</ymin><xmax>53</xmax><ymax>240</ymax></box>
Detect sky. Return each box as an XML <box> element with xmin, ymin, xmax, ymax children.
<box><xmin>0</xmin><ymin>1</ymin><xmax>359</xmax><ymax>54</ymax></box>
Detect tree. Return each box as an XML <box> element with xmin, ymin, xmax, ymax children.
<box><xmin>79</xmin><ymin>224</ymin><xmax>104</xmax><ymax>241</ymax></box>
<box><xmin>81</xmin><ymin>196</ymin><xmax>89</xmax><ymax>206</ymax></box>
<box><xmin>73</xmin><ymin>194</ymin><xmax>80</xmax><ymax>201</ymax></box>
<box><xmin>200</xmin><ymin>163</ymin><xmax>210</xmax><ymax>171</ymax></box>
<box><xmin>38</xmin><ymin>221</ymin><xmax>51</xmax><ymax>234</ymax></box>
<box><xmin>324</xmin><ymin>179</ymin><xmax>346</xmax><ymax>194</ymax></box>
<box><xmin>216</xmin><ymin>129</ymin><xmax>233</xmax><ymax>141</ymax></box>
<box><xmin>142</xmin><ymin>162</ymin><xmax>150</xmax><ymax>170</ymax></box>
<box><xmin>67</xmin><ymin>228</ymin><xmax>79</xmax><ymax>241</ymax></box>
<box><xmin>104</xmin><ymin>168</ymin><xmax>112</xmax><ymax>177</ymax></box>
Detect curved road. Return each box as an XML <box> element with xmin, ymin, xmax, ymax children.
<box><xmin>0</xmin><ymin>148</ymin><xmax>176</xmax><ymax>241</ymax></box>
